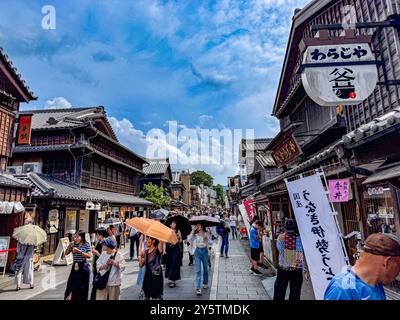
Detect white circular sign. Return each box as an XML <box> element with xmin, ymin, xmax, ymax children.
<box><xmin>302</xmin><ymin>43</ymin><xmax>378</xmax><ymax>106</ymax></box>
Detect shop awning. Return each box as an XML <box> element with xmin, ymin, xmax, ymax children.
<box><xmin>0</xmin><ymin>201</ymin><xmax>25</xmax><ymax>214</ymax></box>
<box><xmin>362</xmin><ymin>163</ymin><xmax>400</xmax><ymax>185</ymax></box>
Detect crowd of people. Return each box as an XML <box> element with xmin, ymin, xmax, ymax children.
<box><xmin>11</xmin><ymin>208</ymin><xmax>400</xmax><ymax>301</ymax></box>
<box><xmin>56</xmin><ymin>209</ymin><xmax>242</xmax><ymax>300</ymax></box>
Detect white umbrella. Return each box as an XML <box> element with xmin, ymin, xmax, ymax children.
<box><xmin>12</xmin><ymin>224</ymin><xmax>47</xmax><ymax>246</ymax></box>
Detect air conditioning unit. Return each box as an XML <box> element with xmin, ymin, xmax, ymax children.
<box><xmin>22</xmin><ymin>162</ymin><xmax>43</xmax><ymax>174</ymax></box>
<box><xmin>6</xmin><ymin>166</ymin><xmax>23</xmax><ymax>175</ymax></box>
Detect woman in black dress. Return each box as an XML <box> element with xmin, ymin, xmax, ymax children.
<box><xmin>139</xmin><ymin>237</ymin><xmax>164</xmax><ymax>300</ymax></box>
<box><xmin>165</xmin><ymin>221</ymin><xmax>182</xmax><ymax>288</ymax></box>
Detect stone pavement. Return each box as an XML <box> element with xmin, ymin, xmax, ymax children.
<box><xmin>0</xmin><ymin>236</ymin><xmax>316</xmax><ymax>300</ymax></box>
<box><xmin>211</xmin><ymin>237</ymin><xmax>272</xmax><ymax>300</ymax></box>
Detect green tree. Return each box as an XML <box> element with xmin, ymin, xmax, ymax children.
<box><xmin>191</xmin><ymin>170</ymin><xmax>214</xmax><ymax>187</ymax></box>
<box><xmin>140</xmin><ymin>183</ymin><xmax>170</xmax><ymax>209</ymax></box>
<box><xmin>213</xmin><ymin>184</ymin><xmax>226</xmax><ymax>207</ymax></box>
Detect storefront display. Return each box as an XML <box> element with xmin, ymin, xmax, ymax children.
<box><xmin>364</xmin><ymin>184</ymin><xmax>396</xmax><ymax>235</ymax></box>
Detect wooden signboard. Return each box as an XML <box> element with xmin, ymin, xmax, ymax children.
<box><xmin>52</xmin><ymin>237</ymin><xmax>73</xmax><ymax>266</ymax></box>
<box><xmin>0</xmin><ymin>237</ymin><xmax>10</xmax><ymax>277</ymax></box>
<box><xmin>271</xmin><ymin>131</ymin><xmax>302</xmax><ymax>168</ymax></box>
<box><xmin>16</xmin><ymin>114</ymin><xmax>33</xmax><ymax>145</ymax></box>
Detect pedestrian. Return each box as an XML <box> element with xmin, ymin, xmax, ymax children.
<box><xmin>249</xmin><ymin>221</ymin><xmax>263</xmax><ymax>276</ymax></box>
<box><xmin>95</xmin><ymin>237</ymin><xmax>126</xmax><ymax>300</ymax></box>
<box><xmin>187</xmin><ymin>223</ymin><xmax>210</xmax><ymax>295</ymax></box>
<box><xmin>14</xmin><ymin>241</ymin><xmax>35</xmax><ymax>291</ymax></box>
<box><xmin>106</xmin><ymin>225</ymin><xmax>117</xmax><ymax>245</ymax></box>
<box><xmin>90</xmin><ymin>228</ymin><xmax>108</xmax><ymax>300</ymax></box>
<box><xmin>137</xmin><ymin>233</ymin><xmax>147</xmax><ymax>288</ymax></box>
<box><xmin>64</xmin><ymin>230</ymin><xmax>93</xmax><ymax>301</ymax></box>
<box><xmin>139</xmin><ymin>237</ymin><xmax>165</xmax><ymax>300</ymax></box>
<box><xmin>273</xmin><ymin>219</ymin><xmax>306</xmax><ymax>301</ymax></box>
<box><xmin>324</xmin><ymin>233</ymin><xmax>400</xmax><ymax>300</ymax></box>
<box><xmin>165</xmin><ymin>221</ymin><xmax>182</xmax><ymax>288</ymax></box>
<box><xmin>217</xmin><ymin>220</ymin><xmax>230</xmax><ymax>258</ymax></box>
<box><xmin>229</xmin><ymin>214</ymin><xmax>238</xmax><ymax>240</ymax></box>
<box><xmin>129</xmin><ymin>225</ymin><xmax>140</xmax><ymax>260</ymax></box>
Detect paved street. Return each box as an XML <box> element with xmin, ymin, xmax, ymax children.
<box><xmin>0</xmin><ymin>237</ymin><xmax>274</xmax><ymax>300</ymax></box>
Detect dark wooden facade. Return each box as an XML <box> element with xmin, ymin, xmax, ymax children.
<box><xmin>12</xmin><ymin>108</ymin><xmax>147</xmax><ymax>196</ymax></box>
<box><xmin>0</xmin><ymin>47</ymin><xmax>36</xmax><ymax>265</ymax></box>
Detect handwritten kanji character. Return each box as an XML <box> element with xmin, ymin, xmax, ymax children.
<box><xmin>311</xmin><ymin>226</ymin><xmax>326</xmax><ymax>238</ymax></box>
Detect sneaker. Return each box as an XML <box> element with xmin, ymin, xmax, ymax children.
<box><xmin>225</xmin><ymin>255</ymin><xmax>229</xmax><ymax>259</ymax></box>
<box><xmin>196</xmin><ymin>289</ymin><xmax>202</xmax><ymax>295</ymax></box>
<box><xmin>202</xmin><ymin>284</ymin><xmax>208</xmax><ymax>289</ymax></box>
<box><xmin>220</xmin><ymin>254</ymin><xmax>224</xmax><ymax>258</ymax></box>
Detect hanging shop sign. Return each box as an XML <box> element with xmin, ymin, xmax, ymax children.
<box><xmin>239</xmin><ymin>164</ymin><xmax>248</xmax><ymax>185</ymax></box>
<box><xmin>16</xmin><ymin>114</ymin><xmax>33</xmax><ymax>145</ymax></box>
<box><xmin>367</xmin><ymin>186</ymin><xmax>385</xmax><ymax>196</ymax></box>
<box><xmin>300</xmin><ymin>30</ymin><xmax>378</xmax><ymax>107</ymax></box>
<box><xmin>328</xmin><ymin>179</ymin><xmax>350</xmax><ymax>203</ymax></box>
<box><xmin>270</xmin><ymin>130</ymin><xmax>302</xmax><ymax>168</ymax></box>
<box><xmin>285</xmin><ymin>173</ymin><xmax>348</xmax><ymax>300</ymax></box>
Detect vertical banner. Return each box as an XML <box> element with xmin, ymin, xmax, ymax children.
<box><xmin>17</xmin><ymin>114</ymin><xmax>32</xmax><ymax>145</ymax></box>
<box><xmin>238</xmin><ymin>203</ymin><xmax>251</xmax><ymax>237</ymax></box>
<box><xmin>285</xmin><ymin>173</ymin><xmax>347</xmax><ymax>300</ymax></box>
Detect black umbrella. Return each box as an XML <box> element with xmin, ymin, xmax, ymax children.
<box><xmin>189</xmin><ymin>215</ymin><xmax>220</xmax><ymax>227</ymax></box>
<box><xmin>149</xmin><ymin>209</ymin><xmax>169</xmax><ymax>220</ymax></box>
<box><xmin>165</xmin><ymin>215</ymin><xmax>192</xmax><ymax>240</ymax></box>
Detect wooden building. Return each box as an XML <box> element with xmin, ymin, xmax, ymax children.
<box><xmin>140</xmin><ymin>158</ymin><xmax>173</xmax><ymax>190</ymax></box>
<box><xmin>10</xmin><ymin>107</ymin><xmax>153</xmax><ymax>255</ymax></box>
<box><xmin>259</xmin><ymin>0</ymin><xmax>400</xmax><ymax>296</ymax></box>
<box><xmin>0</xmin><ymin>46</ymin><xmax>36</xmax><ymax>265</ymax></box>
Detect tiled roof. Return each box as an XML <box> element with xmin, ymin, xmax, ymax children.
<box><xmin>21</xmin><ymin>173</ymin><xmax>153</xmax><ymax>206</ymax></box>
<box><xmin>343</xmin><ymin>106</ymin><xmax>400</xmax><ymax>146</ymax></box>
<box><xmin>362</xmin><ymin>162</ymin><xmax>400</xmax><ymax>185</ymax></box>
<box><xmin>143</xmin><ymin>159</ymin><xmax>170</xmax><ymax>175</ymax></box>
<box><xmin>19</xmin><ymin>107</ymin><xmax>103</xmax><ymax>130</ymax></box>
<box><xmin>13</xmin><ymin>144</ymin><xmax>75</xmax><ymax>153</ymax></box>
<box><xmin>0</xmin><ymin>173</ymin><xmax>31</xmax><ymax>188</ymax></box>
<box><xmin>0</xmin><ymin>47</ymin><xmax>36</xmax><ymax>101</ymax></box>
<box><xmin>255</xmin><ymin>151</ymin><xmax>276</xmax><ymax>168</ymax></box>
<box><xmin>242</xmin><ymin>138</ymin><xmax>272</xmax><ymax>152</ymax></box>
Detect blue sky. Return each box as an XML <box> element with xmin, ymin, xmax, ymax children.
<box><xmin>0</xmin><ymin>0</ymin><xmax>309</xmax><ymax>184</ymax></box>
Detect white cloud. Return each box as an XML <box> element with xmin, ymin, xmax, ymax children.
<box><xmin>44</xmin><ymin>97</ymin><xmax>72</xmax><ymax>109</ymax></box>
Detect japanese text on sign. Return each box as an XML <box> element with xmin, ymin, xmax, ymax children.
<box><xmin>285</xmin><ymin>173</ymin><xmax>347</xmax><ymax>300</ymax></box>
<box><xmin>328</xmin><ymin>179</ymin><xmax>350</xmax><ymax>203</ymax></box>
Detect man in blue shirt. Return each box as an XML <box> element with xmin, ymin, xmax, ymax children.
<box><xmin>325</xmin><ymin>233</ymin><xmax>400</xmax><ymax>300</ymax></box>
<box><xmin>249</xmin><ymin>221</ymin><xmax>263</xmax><ymax>275</ymax></box>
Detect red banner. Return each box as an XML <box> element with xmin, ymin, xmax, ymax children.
<box><xmin>243</xmin><ymin>198</ymin><xmax>256</xmax><ymax>222</ymax></box>
<box><xmin>17</xmin><ymin>114</ymin><xmax>32</xmax><ymax>145</ymax></box>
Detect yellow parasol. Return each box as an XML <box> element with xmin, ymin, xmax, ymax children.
<box><xmin>125</xmin><ymin>217</ymin><xmax>178</xmax><ymax>244</ymax></box>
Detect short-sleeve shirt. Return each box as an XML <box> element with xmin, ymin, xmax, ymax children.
<box><xmin>249</xmin><ymin>227</ymin><xmax>260</xmax><ymax>249</ymax></box>
<box><xmin>72</xmin><ymin>242</ymin><xmax>91</xmax><ymax>263</ymax></box>
<box><xmin>324</xmin><ymin>269</ymin><xmax>386</xmax><ymax>300</ymax></box>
